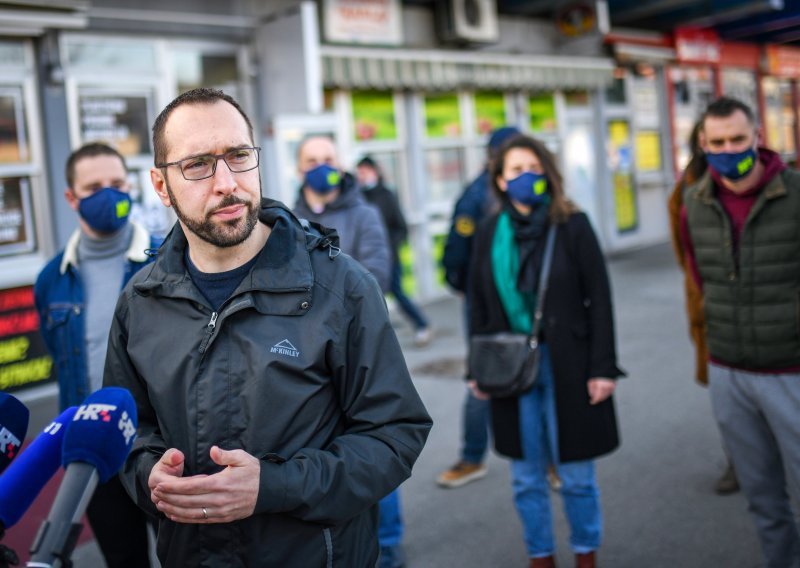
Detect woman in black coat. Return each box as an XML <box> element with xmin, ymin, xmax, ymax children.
<box><xmin>468</xmin><ymin>135</ymin><xmax>624</xmax><ymax>568</ymax></box>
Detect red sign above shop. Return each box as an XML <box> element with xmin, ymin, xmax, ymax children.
<box><xmin>675</xmin><ymin>27</ymin><xmax>720</xmax><ymax>64</ymax></box>
<box><xmin>720</xmin><ymin>42</ymin><xmax>761</xmax><ymax>70</ymax></box>
<box><xmin>766</xmin><ymin>45</ymin><xmax>800</xmax><ymax>78</ymax></box>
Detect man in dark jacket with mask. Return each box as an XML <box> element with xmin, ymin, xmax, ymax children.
<box><xmin>104</xmin><ymin>88</ymin><xmax>431</xmax><ymax>567</ymax></box>
<box><xmin>293</xmin><ymin>135</ymin><xmax>391</xmax><ymax>292</ymax></box>
<box><xmin>34</xmin><ymin>142</ymin><xmax>156</xmax><ymax>568</ymax></box>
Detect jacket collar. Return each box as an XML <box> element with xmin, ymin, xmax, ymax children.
<box><xmin>694</xmin><ymin>168</ymin><xmax>788</xmax><ymax>205</ymax></box>
<box><xmin>135</xmin><ymin>199</ymin><xmax>314</xmax><ymax>302</ymax></box>
<box><xmin>59</xmin><ymin>221</ymin><xmax>150</xmax><ymax>274</ymax></box>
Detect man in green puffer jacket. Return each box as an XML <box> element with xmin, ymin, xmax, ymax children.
<box><xmin>681</xmin><ymin>96</ymin><xmax>800</xmax><ymax>568</ymax></box>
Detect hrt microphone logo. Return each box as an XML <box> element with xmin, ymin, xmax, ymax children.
<box><xmin>0</xmin><ymin>426</ymin><xmax>21</xmax><ymax>460</ymax></box>
<box><xmin>74</xmin><ymin>403</ymin><xmax>117</xmax><ymax>422</ymax></box>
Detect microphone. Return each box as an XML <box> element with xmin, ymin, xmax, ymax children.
<box><xmin>0</xmin><ymin>393</ymin><xmax>29</xmax><ymax>475</ymax></box>
<box><xmin>0</xmin><ymin>406</ymin><xmax>75</xmax><ymax>531</ymax></box>
<box><xmin>27</xmin><ymin>387</ymin><xmax>137</xmax><ymax>568</ymax></box>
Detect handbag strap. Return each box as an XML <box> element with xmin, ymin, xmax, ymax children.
<box><xmin>529</xmin><ymin>223</ymin><xmax>558</xmax><ymax>343</ymax></box>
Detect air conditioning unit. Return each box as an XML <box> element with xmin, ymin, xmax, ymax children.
<box><xmin>436</xmin><ymin>0</ymin><xmax>499</xmax><ymax>45</ymax></box>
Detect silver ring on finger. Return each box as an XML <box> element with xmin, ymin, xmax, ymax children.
<box><xmin>202</xmin><ymin>507</ymin><xmax>208</xmax><ymax>520</ymax></box>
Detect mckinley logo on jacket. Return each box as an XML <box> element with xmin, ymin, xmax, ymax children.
<box><xmin>271</xmin><ymin>339</ymin><xmax>300</xmax><ymax>358</ymax></box>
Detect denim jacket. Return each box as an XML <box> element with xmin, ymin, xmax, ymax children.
<box><xmin>34</xmin><ymin>222</ymin><xmax>160</xmax><ymax>410</ymax></box>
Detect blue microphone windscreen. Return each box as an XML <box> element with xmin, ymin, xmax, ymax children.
<box><xmin>0</xmin><ymin>406</ymin><xmax>77</xmax><ymax>529</ymax></box>
<box><xmin>63</xmin><ymin>387</ymin><xmax>138</xmax><ymax>484</ymax></box>
<box><xmin>0</xmin><ymin>392</ymin><xmax>29</xmax><ymax>474</ymax></box>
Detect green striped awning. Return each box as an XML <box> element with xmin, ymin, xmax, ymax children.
<box><xmin>321</xmin><ymin>47</ymin><xmax>615</xmax><ymax>92</ymax></box>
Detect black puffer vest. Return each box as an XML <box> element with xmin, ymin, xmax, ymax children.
<box><xmin>685</xmin><ymin>168</ymin><xmax>800</xmax><ymax>369</ymax></box>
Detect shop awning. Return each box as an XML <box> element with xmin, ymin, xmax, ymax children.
<box><xmin>0</xmin><ymin>1</ymin><xmax>88</xmax><ymax>36</ymax></box>
<box><xmin>320</xmin><ymin>46</ymin><xmax>615</xmax><ymax>92</ymax></box>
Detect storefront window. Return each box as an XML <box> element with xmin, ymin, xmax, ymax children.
<box><xmin>474</xmin><ymin>91</ymin><xmax>505</xmax><ymax>135</ymax></box>
<box><xmin>671</xmin><ymin>66</ymin><xmax>715</xmax><ymax>171</ymax></box>
<box><xmin>565</xmin><ymin>91</ymin><xmax>589</xmax><ymax>107</ymax></box>
<box><xmin>722</xmin><ymin>69</ymin><xmax>758</xmax><ymax>113</ymax></box>
<box><xmin>763</xmin><ymin>77</ymin><xmax>795</xmax><ymax>156</ymax></box>
<box><xmin>173</xmin><ymin>50</ymin><xmax>239</xmax><ymax>97</ymax></box>
<box><xmin>529</xmin><ymin>94</ymin><xmax>557</xmax><ymax>134</ymax></box>
<box><xmin>0</xmin><ymin>89</ymin><xmax>29</xmax><ymax>163</ymax></box>
<box><xmin>352</xmin><ymin>90</ymin><xmax>397</xmax><ymax>141</ymax></box>
<box><xmin>424</xmin><ymin>148</ymin><xmax>464</xmax><ymax>202</ymax></box>
<box><xmin>0</xmin><ymin>41</ymin><xmax>26</xmax><ymax>67</ymax></box>
<box><xmin>605</xmin><ymin>71</ymin><xmax>627</xmax><ymax>105</ymax></box>
<box><xmin>0</xmin><ymin>177</ymin><xmax>35</xmax><ymax>256</ymax></box>
<box><xmin>424</xmin><ymin>93</ymin><xmax>461</xmax><ymax>138</ymax></box>
<box><xmin>65</xmin><ymin>39</ymin><xmax>156</xmax><ymax>72</ymax></box>
<box><xmin>78</xmin><ymin>91</ymin><xmax>154</xmax><ymax>156</ymax></box>
<box><xmin>630</xmin><ymin>72</ymin><xmax>663</xmax><ymax>174</ymax></box>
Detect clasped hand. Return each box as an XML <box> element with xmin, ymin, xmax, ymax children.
<box><xmin>149</xmin><ymin>445</ymin><xmax>260</xmax><ymax>524</ymax></box>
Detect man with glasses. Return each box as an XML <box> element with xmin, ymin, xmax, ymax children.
<box><xmin>34</xmin><ymin>142</ymin><xmax>158</xmax><ymax>568</ymax></box>
<box><xmin>104</xmin><ymin>88</ymin><xmax>431</xmax><ymax>567</ymax></box>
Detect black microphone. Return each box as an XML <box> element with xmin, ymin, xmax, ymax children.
<box><xmin>27</xmin><ymin>388</ymin><xmax>137</xmax><ymax>568</ymax></box>
<box><xmin>0</xmin><ymin>392</ymin><xmax>29</xmax><ymax>475</ymax></box>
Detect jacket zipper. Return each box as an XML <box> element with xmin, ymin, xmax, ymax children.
<box><xmin>199</xmin><ymin>311</ymin><xmax>218</xmax><ymax>354</ymax></box>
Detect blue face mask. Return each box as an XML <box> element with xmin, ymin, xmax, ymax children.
<box><xmin>78</xmin><ymin>187</ymin><xmax>132</xmax><ymax>233</ymax></box>
<box><xmin>304</xmin><ymin>164</ymin><xmax>341</xmax><ymax>194</ymax></box>
<box><xmin>505</xmin><ymin>172</ymin><xmax>549</xmax><ymax>206</ymax></box>
<box><xmin>706</xmin><ymin>147</ymin><xmax>757</xmax><ymax>180</ymax></box>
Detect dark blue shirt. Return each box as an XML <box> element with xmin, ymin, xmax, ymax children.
<box><xmin>185</xmin><ymin>249</ymin><xmax>258</xmax><ymax>312</ymax></box>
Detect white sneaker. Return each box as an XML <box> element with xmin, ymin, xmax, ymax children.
<box><xmin>413</xmin><ymin>327</ymin><xmax>432</xmax><ymax>347</ymax></box>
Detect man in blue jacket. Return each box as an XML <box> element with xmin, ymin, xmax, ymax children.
<box><xmin>438</xmin><ymin>126</ymin><xmax>519</xmax><ymax>488</ymax></box>
<box><xmin>34</xmin><ymin>142</ymin><xmax>157</xmax><ymax>568</ymax></box>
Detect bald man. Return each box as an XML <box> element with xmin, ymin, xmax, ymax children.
<box><xmin>293</xmin><ymin>136</ymin><xmax>391</xmax><ymax>292</ymax></box>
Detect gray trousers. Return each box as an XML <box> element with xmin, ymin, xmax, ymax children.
<box><xmin>709</xmin><ymin>363</ymin><xmax>800</xmax><ymax>568</ymax></box>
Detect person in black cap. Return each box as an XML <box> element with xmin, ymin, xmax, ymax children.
<box><xmin>356</xmin><ymin>155</ymin><xmax>432</xmax><ymax>347</ymax></box>
<box><xmin>437</xmin><ymin>126</ymin><xmax>520</xmax><ymax>488</ymax></box>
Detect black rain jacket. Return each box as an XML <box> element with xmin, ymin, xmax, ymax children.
<box><xmin>105</xmin><ymin>199</ymin><xmax>432</xmax><ymax>567</ymax></box>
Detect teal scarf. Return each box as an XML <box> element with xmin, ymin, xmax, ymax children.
<box><xmin>491</xmin><ymin>211</ymin><xmax>535</xmax><ymax>334</ymax></box>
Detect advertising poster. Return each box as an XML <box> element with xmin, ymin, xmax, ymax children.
<box><xmin>529</xmin><ymin>94</ymin><xmax>557</xmax><ymax>133</ymax></box>
<box><xmin>0</xmin><ymin>286</ymin><xmax>54</xmax><ymax>392</ymax></box>
<box><xmin>607</xmin><ymin>119</ymin><xmax>638</xmax><ymax>233</ymax></box>
<box><xmin>424</xmin><ymin>93</ymin><xmax>461</xmax><ymax>138</ymax></box>
<box><xmin>352</xmin><ymin>90</ymin><xmax>397</xmax><ymax>141</ymax></box>
<box><xmin>0</xmin><ymin>177</ymin><xmax>35</xmax><ymax>256</ymax></box>
<box><xmin>474</xmin><ymin>91</ymin><xmax>505</xmax><ymax>135</ymax></box>
<box><xmin>323</xmin><ymin>0</ymin><xmax>403</xmax><ymax>46</ymax></box>
<box><xmin>635</xmin><ymin>131</ymin><xmax>662</xmax><ymax>172</ymax></box>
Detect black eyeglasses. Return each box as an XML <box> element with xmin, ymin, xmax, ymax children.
<box><xmin>156</xmin><ymin>147</ymin><xmax>261</xmax><ymax>181</ymax></box>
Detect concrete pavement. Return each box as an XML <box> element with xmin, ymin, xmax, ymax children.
<box><xmin>70</xmin><ymin>242</ymin><xmax>765</xmax><ymax>567</ymax></box>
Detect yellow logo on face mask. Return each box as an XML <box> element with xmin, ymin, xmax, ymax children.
<box><xmin>116</xmin><ymin>200</ymin><xmax>130</xmax><ymax>219</ymax></box>
<box><xmin>533</xmin><ymin>178</ymin><xmax>547</xmax><ymax>196</ymax></box>
<box><xmin>326</xmin><ymin>171</ymin><xmax>341</xmax><ymax>186</ymax></box>
<box><xmin>737</xmin><ymin>155</ymin><xmax>754</xmax><ymax>175</ymax></box>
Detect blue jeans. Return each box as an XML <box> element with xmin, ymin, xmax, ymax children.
<box><xmin>390</xmin><ymin>260</ymin><xmax>428</xmax><ymax>330</ymax></box>
<box><xmin>461</xmin><ymin>388</ymin><xmax>491</xmax><ymax>464</ymax></box>
<box><xmin>511</xmin><ymin>344</ymin><xmax>602</xmax><ymax>558</ymax></box>
<box><xmin>378</xmin><ymin>488</ymin><xmax>404</xmax><ymax>548</ymax></box>
<box><xmin>461</xmin><ymin>299</ymin><xmax>490</xmax><ymax>464</ymax></box>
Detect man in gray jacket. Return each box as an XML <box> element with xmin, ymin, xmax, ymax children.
<box><xmin>293</xmin><ymin>135</ymin><xmax>391</xmax><ymax>292</ymax></box>
<box><xmin>104</xmin><ymin>88</ymin><xmax>431</xmax><ymax>567</ymax></box>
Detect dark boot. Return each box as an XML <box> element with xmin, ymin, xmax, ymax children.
<box><xmin>714</xmin><ymin>462</ymin><xmax>740</xmax><ymax>495</ymax></box>
<box><xmin>530</xmin><ymin>556</ymin><xmax>556</xmax><ymax>568</ymax></box>
<box><xmin>575</xmin><ymin>551</ymin><xmax>596</xmax><ymax>568</ymax></box>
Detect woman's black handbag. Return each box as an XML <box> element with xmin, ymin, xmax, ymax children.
<box><xmin>468</xmin><ymin>224</ymin><xmax>557</xmax><ymax>398</ymax></box>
